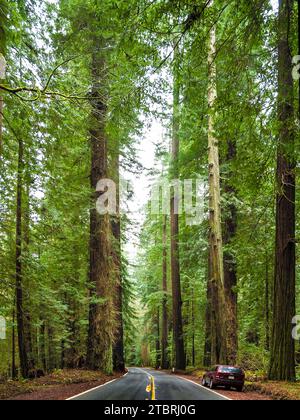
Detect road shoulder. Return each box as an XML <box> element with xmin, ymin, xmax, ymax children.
<box><xmin>175</xmin><ymin>374</ymin><xmax>272</xmax><ymax>400</ymax></box>
<box><xmin>1</xmin><ymin>369</ymin><xmax>124</xmax><ymax>401</ymax></box>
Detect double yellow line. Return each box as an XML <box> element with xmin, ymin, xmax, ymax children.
<box><xmin>146</xmin><ymin>374</ymin><xmax>156</xmax><ymax>400</ymax></box>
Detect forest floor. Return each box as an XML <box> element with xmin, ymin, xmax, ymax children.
<box><xmin>0</xmin><ymin>369</ymin><xmax>124</xmax><ymax>400</ymax></box>
<box><xmin>179</xmin><ymin>369</ymin><xmax>300</xmax><ymax>400</ymax></box>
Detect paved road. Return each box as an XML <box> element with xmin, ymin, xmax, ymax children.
<box><xmin>69</xmin><ymin>368</ymin><xmax>228</xmax><ymax>401</ymax></box>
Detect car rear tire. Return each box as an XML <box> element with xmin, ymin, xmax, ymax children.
<box><xmin>209</xmin><ymin>379</ymin><xmax>215</xmax><ymax>390</ymax></box>
<box><xmin>202</xmin><ymin>378</ymin><xmax>207</xmax><ymax>387</ymax></box>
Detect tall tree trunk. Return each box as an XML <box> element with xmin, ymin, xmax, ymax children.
<box><xmin>207</xmin><ymin>18</ymin><xmax>227</xmax><ymax>365</ymax></box>
<box><xmin>48</xmin><ymin>324</ymin><xmax>55</xmax><ymax>372</ymax></box>
<box><xmin>23</xmin><ymin>183</ymin><xmax>35</xmax><ymax>372</ymax></box>
<box><xmin>191</xmin><ymin>286</ymin><xmax>195</xmax><ymax>367</ymax></box>
<box><xmin>161</xmin><ymin>215</ymin><xmax>169</xmax><ymax>369</ymax></box>
<box><xmin>155</xmin><ymin>310</ymin><xmax>161</xmax><ymax>369</ymax></box>
<box><xmin>265</xmin><ymin>250</ymin><xmax>270</xmax><ymax>351</ymax></box>
<box><xmin>112</xmin><ymin>141</ymin><xmax>125</xmax><ymax>373</ymax></box>
<box><xmin>15</xmin><ymin>136</ymin><xmax>29</xmax><ymax>378</ymax></box>
<box><xmin>223</xmin><ymin>140</ymin><xmax>238</xmax><ymax>365</ymax></box>
<box><xmin>203</xmin><ymin>252</ymin><xmax>212</xmax><ymax>367</ymax></box>
<box><xmin>87</xmin><ymin>47</ymin><xmax>114</xmax><ymax>374</ymax></box>
<box><xmin>170</xmin><ymin>43</ymin><xmax>185</xmax><ymax>371</ymax></box>
<box><xmin>40</xmin><ymin>321</ymin><xmax>47</xmax><ymax>373</ymax></box>
<box><xmin>269</xmin><ymin>0</ymin><xmax>296</xmax><ymax>381</ymax></box>
<box><xmin>12</xmin><ymin>306</ymin><xmax>17</xmax><ymax>379</ymax></box>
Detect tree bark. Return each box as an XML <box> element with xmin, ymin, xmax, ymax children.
<box><xmin>40</xmin><ymin>321</ymin><xmax>47</xmax><ymax>373</ymax></box>
<box><xmin>207</xmin><ymin>19</ymin><xmax>227</xmax><ymax>365</ymax></box>
<box><xmin>112</xmin><ymin>141</ymin><xmax>125</xmax><ymax>373</ymax></box>
<box><xmin>223</xmin><ymin>140</ymin><xmax>238</xmax><ymax>365</ymax></box>
<box><xmin>191</xmin><ymin>286</ymin><xmax>195</xmax><ymax>367</ymax></box>
<box><xmin>48</xmin><ymin>324</ymin><xmax>56</xmax><ymax>372</ymax></box>
<box><xmin>155</xmin><ymin>310</ymin><xmax>161</xmax><ymax>369</ymax></box>
<box><xmin>12</xmin><ymin>306</ymin><xmax>17</xmax><ymax>379</ymax></box>
<box><xmin>87</xmin><ymin>47</ymin><xmax>114</xmax><ymax>374</ymax></box>
<box><xmin>170</xmin><ymin>43</ymin><xmax>185</xmax><ymax>371</ymax></box>
<box><xmin>265</xmin><ymin>250</ymin><xmax>270</xmax><ymax>351</ymax></box>
<box><xmin>203</xmin><ymin>252</ymin><xmax>212</xmax><ymax>367</ymax></box>
<box><xmin>269</xmin><ymin>0</ymin><xmax>296</xmax><ymax>381</ymax></box>
<box><xmin>23</xmin><ymin>183</ymin><xmax>35</xmax><ymax>372</ymax></box>
<box><xmin>161</xmin><ymin>215</ymin><xmax>169</xmax><ymax>369</ymax></box>
<box><xmin>15</xmin><ymin>135</ymin><xmax>29</xmax><ymax>378</ymax></box>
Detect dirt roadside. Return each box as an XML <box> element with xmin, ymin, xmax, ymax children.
<box><xmin>0</xmin><ymin>369</ymin><xmax>124</xmax><ymax>401</ymax></box>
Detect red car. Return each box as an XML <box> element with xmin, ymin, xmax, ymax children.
<box><xmin>202</xmin><ymin>365</ymin><xmax>245</xmax><ymax>392</ymax></box>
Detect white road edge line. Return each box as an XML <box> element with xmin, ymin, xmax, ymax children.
<box><xmin>179</xmin><ymin>377</ymin><xmax>232</xmax><ymax>401</ymax></box>
<box><xmin>138</xmin><ymin>368</ymin><xmax>232</xmax><ymax>401</ymax></box>
<box><xmin>66</xmin><ymin>372</ymin><xmax>129</xmax><ymax>400</ymax></box>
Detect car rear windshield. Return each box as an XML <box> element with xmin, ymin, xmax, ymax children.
<box><xmin>219</xmin><ymin>367</ymin><xmax>243</xmax><ymax>374</ymax></box>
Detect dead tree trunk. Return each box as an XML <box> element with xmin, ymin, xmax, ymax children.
<box><xmin>223</xmin><ymin>140</ymin><xmax>238</xmax><ymax>365</ymax></box>
<box><xmin>269</xmin><ymin>0</ymin><xmax>296</xmax><ymax>381</ymax></box>
<box><xmin>112</xmin><ymin>141</ymin><xmax>125</xmax><ymax>373</ymax></box>
<box><xmin>203</xmin><ymin>252</ymin><xmax>212</xmax><ymax>367</ymax></box>
<box><xmin>207</xmin><ymin>20</ymin><xmax>227</xmax><ymax>365</ymax></box>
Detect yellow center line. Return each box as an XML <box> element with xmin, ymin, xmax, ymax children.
<box><xmin>145</xmin><ymin>374</ymin><xmax>156</xmax><ymax>400</ymax></box>
<box><xmin>150</xmin><ymin>375</ymin><xmax>156</xmax><ymax>400</ymax></box>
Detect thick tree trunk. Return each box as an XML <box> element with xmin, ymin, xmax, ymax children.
<box><xmin>15</xmin><ymin>136</ymin><xmax>29</xmax><ymax>378</ymax></box>
<box><xmin>112</xmin><ymin>144</ymin><xmax>125</xmax><ymax>373</ymax></box>
<box><xmin>87</xmin><ymin>48</ymin><xmax>114</xmax><ymax>374</ymax></box>
<box><xmin>208</xmin><ymin>21</ymin><xmax>227</xmax><ymax>365</ymax></box>
<box><xmin>223</xmin><ymin>140</ymin><xmax>238</xmax><ymax>365</ymax></box>
<box><xmin>161</xmin><ymin>215</ymin><xmax>169</xmax><ymax>369</ymax></box>
<box><xmin>269</xmin><ymin>0</ymin><xmax>296</xmax><ymax>381</ymax></box>
<box><xmin>170</xmin><ymin>44</ymin><xmax>185</xmax><ymax>371</ymax></box>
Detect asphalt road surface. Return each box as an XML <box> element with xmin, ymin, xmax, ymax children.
<box><xmin>68</xmin><ymin>368</ymin><xmax>229</xmax><ymax>401</ymax></box>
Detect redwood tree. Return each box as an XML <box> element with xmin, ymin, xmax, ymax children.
<box><xmin>161</xmin><ymin>215</ymin><xmax>169</xmax><ymax>369</ymax></box>
<box><xmin>269</xmin><ymin>0</ymin><xmax>296</xmax><ymax>382</ymax></box>
<box><xmin>170</xmin><ymin>44</ymin><xmax>185</xmax><ymax>371</ymax></box>
<box><xmin>87</xmin><ymin>47</ymin><xmax>114</xmax><ymax>374</ymax></box>
<box><xmin>111</xmin><ymin>141</ymin><xmax>125</xmax><ymax>373</ymax></box>
<box><xmin>15</xmin><ymin>135</ymin><xmax>29</xmax><ymax>378</ymax></box>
